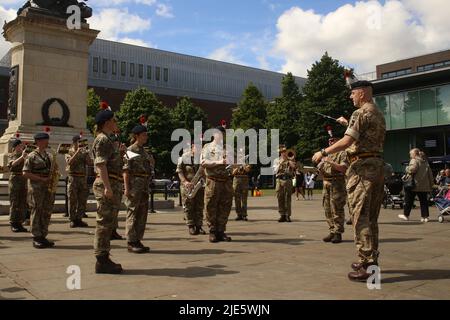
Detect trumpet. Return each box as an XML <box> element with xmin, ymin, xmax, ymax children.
<box><xmin>287</xmin><ymin>149</ymin><xmax>296</xmax><ymax>161</ymax></box>
<box><xmin>57</xmin><ymin>144</ymin><xmax>72</xmax><ymax>155</ymax></box>
<box><xmin>78</xmin><ymin>138</ymin><xmax>89</xmax><ymax>151</ymax></box>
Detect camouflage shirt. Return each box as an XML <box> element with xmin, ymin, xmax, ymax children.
<box><xmin>8</xmin><ymin>152</ymin><xmax>24</xmax><ymax>174</ymax></box>
<box><xmin>274</xmin><ymin>158</ymin><xmax>295</xmax><ymax>178</ymax></box>
<box><xmin>201</xmin><ymin>142</ymin><xmax>229</xmax><ymax>179</ymax></box>
<box><xmin>92</xmin><ymin>132</ymin><xmax>123</xmax><ymax>176</ymax></box>
<box><xmin>65</xmin><ymin>147</ymin><xmax>90</xmax><ymax>174</ymax></box>
<box><xmin>123</xmin><ymin>144</ymin><xmax>153</xmax><ymax>176</ymax></box>
<box><xmin>320</xmin><ymin>151</ymin><xmax>348</xmax><ymax>178</ymax></box>
<box><xmin>177</xmin><ymin>152</ymin><xmax>200</xmax><ymax>182</ymax></box>
<box><xmin>345</xmin><ymin>102</ymin><xmax>386</xmax><ymax>156</ymax></box>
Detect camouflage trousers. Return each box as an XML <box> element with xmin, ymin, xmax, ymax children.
<box><xmin>347</xmin><ymin>158</ymin><xmax>385</xmax><ymax>265</ymax></box>
<box><xmin>67</xmin><ymin>176</ymin><xmax>89</xmax><ymax>222</ymax></box>
<box><xmin>181</xmin><ymin>185</ymin><xmax>204</xmax><ymax>227</ymax></box>
<box><xmin>276</xmin><ymin>179</ymin><xmax>293</xmax><ymax>217</ymax></box>
<box><xmin>233</xmin><ymin>177</ymin><xmax>249</xmax><ymax>217</ymax></box>
<box><xmin>322</xmin><ymin>179</ymin><xmax>347</xmax><ymax>234</ymax></box>
<box><xmin>28</xmin><ymin>183</ymin><xmax>55</xmax><ymax>239</ymax></box>
<box><xmin>93</xmin><ymin>179</ymin><xmax>123</xmax><ymax>256</ymax></box>
<box><xmin>124</xmin><ymin>187</ymin><xmax>149</xmax><ymax>243</ymax></box>
<box><xmin>9</xmin><ymin>175</ymin><xmax>27</xmax><ymax>224</ymax></box>
<box><xmin>205</xmin><ymin>177</ymin><xmax>233</xmax><ymax>233</ymax></box>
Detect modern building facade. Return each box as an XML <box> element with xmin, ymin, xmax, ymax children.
<box><xmin>371</xmin><ymin>49</ymin><xmax>450</xmax><ymax>172</ymax></box>
<box><xmin>0</xmin><ymin>39</ymin><xmax>305</xmax><ymax>132</ymax></box>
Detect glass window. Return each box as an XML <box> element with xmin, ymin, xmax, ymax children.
<box><xmin>405</xmin><ymin>91</ymin><xmax>421</xmax><ymax>128</ymax></box>
<box><xmin>375</xmin><ymin>95</ymin><xmax>391</xmax><ymax>130</ymax></box>
<box><xmin>93</xmin><ymin>57</ymin><xmax>99</xmax><ymax>73</ymax></box>
<box><xmin>445</xmin><ymin>60</ymin><xmax>450</xmax><ymax>66</ymax></box>
<box><xmin>138</xmin><ymin>64</ymin><xmax>143</xmax><ymax>79</ymax></box>
<box><xmin>102</xmin><ymin>58</ymin><xmax>108</xmax><ymax>74</ymax></box>
<box><xmin>417</xmin><ymin>66</ymin><xmax>424</xmax><ymax>72</ymax></box>
<box><xmin>435</xmin><ymin>62</ymin><xmax>444</xmax><ymax>68</ymax></box>
<box><xmin>155</xmin><ymin>67</ymin><xmax>161</xmax><ymax>81</ymax></box>
<box><xmin>112</xmin><ymin>60</ymin><xmax>117</xmax><ymax>75</ymax></box>
<box><xmin>147</xmin><ymin>66</ymin><xmax>152</xmax><ymax>80</ymax></box>
<box><xmin>389</xmin><ymin>93</ymin><xmax>405</xmax><ymax>129</ymax></box>
<box><xmin>420</xmin><ymin>88</ymin><xmax>437</xmax><ymax>127</ymax></box>
<box><xmin>130</xmin><ymin>63</ymin><xmax>135</xmax><ymax>77</ymax></box>
<box><xmin>121</xmin><ymin>61</ymin><xmax>126</xmax><ymax>76</ymax></box>
<box><xmin>437</xmin><ymin>85</ymin><xmax>450</xmax><ymax>125</ymax></box>
<box><xmin>163</xmin><ymin>68</ymin><xmax>169</xmax><ymax>82</ymax></box>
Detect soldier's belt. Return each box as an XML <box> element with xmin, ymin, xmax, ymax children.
<box><xmin>277</xmin><ymin>175</ymin><xmax>292</xmax><ymax>181</ymax></box>
<box><xmin>323</xmin><ymin>175</ymin><xmax>345</xmax><ymax>182</ymax></box>
<box><xmin>131</xmin><ymin>173</ymin><xmax>150</xmax><ymax>178</ymax></box>
<box><xmin>69</xmin><ymin>173</ymin><xmax>86</xmax><ymax>177</ymax></box>
<box><xmin>234</xmin><ymin>175</ymin><xmax>249</xmax><ymax>178</ymax></box>
<box><xmin>97</xmin><ymin>174</ymin><xmax>124</xmax><ymax>182</ymax></box>
<box><xmin>207</xmin><ymin>176</ymin><xmax>230</xmax><ymax>182</ymax></box>
<box><xmin>34</xmin><ymin>173</ymin><xmax>50</xmax><ymax>177</ymax></box>
<box><xmin>349</xmin><ymin>153</ymin><xmax>382</xmax><ymax>164</ymax></box>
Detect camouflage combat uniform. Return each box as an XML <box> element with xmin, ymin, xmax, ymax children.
<box><xmin>23</xmin><ymin>150</ymin><xmax>56</xmax><ymax>239</ymax></box>
<box><xmin>8</xmin><ymin>152</ymin><xmax>27</xmax><ymax>225</ymax></box>
<box><xmin>345</xmin><ymin>101</ymin><xmax>386</xmax><ymax>266</ymax></box>
<box><xmin>233</xmin><ymin>165</ymin><xmax>251</xmax><ymax>218</ymax></box>
<box><xmin>320</xmin><ymin>152</ymin><xmax>348</xmax><ymax>235</ymax></box>
<box><xmin>92</xmin><ymin>133</ymin><xmax>124</xmax><ymax>257</ymax></box>
<box><xmin>275</xmin><ymin>158</ymin><xmax>295</xmax><ymax>219</ymax></box>
<box><xmin>123</xmin><ymin>144</ymin><xmax>153</xmax><ymax>243</ymax></box>
<box><xmin>201</xmin><ymin>143</ymin><xmax>233</xmax><ymax>234</ymax></box>
<box><xmin>177</xmin><ymin>152</ymin><xmax>204</xmax><ymax>228</ymax></box>
<box><xmin>65</xmin><ymin>148</ymin><xmax>90</xmax><ymax>222</ymax></box>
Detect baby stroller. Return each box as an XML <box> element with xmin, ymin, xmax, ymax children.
<box><xmin>434</xmin><ymin>187</ymin><xmax>450</xmax><ymax>223</ymax></box>
<box><xmin>383</xmin><ymin>174</ymin><xmax>404</xmax><ymax>209</ymax></box>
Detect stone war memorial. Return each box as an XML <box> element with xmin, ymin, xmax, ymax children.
<box><xmin>0</xmin><ymin>0</ymin><xmax>98</xmax><ymax>170</ymax></box>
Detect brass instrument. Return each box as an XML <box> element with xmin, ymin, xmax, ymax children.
<box><xmin>48</xmin><ymin>150</ymin><xmax>61</xmax><ymax>194</ymax></box>
<box><xmin>79</xmin><ymin>138</ymin><xmax>89</xmax><ymax>151</ymax></box>
<box><xmin>287</xmin><ymin>149</ymin><xmax>296</xmax><ymax>161</ymax></box>
<box><xmin>57</xmin><ymin>144</ymin><xmax>72</xmax><ymax>155</ymax></box>
<box><xmin>186</xmin><ymin>166</ymin><xmax>205</xmax><ymax>200</ymax></box>
<box><xmin>25</xmin><ymin>144</ymin><xmax>37</xmax><ymax>154</ymax></box>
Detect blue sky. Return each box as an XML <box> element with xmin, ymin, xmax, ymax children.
<box><xmin>1</xmin><ymin>0</ymin><xmax>449</xmax><ymax>76</ymax></box>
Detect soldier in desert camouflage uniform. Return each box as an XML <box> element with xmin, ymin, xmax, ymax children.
<box><xmin>8</xmin><ymin>139</ymin><xmax>28</xmax><ymax>233</ymax></box>
<box><xmin>201</xmin><ymin>126</ymin><xmax>233</xmax><ymax>243</ymax></box>
<box><xmin>232</xmin><ymin>150</ymin><xmax>251</xmax><ymax>221</ymax></box>
<box><xmin>313</xmin><ymin>80</ymin><xmax>386</xmax><ymax>282</ymax></box>
<box><xmin>92</xmin><ymin>110</ymin><xmax>125</xmax><ymax>274</ymax></box>
<box><xmin>274</xmin><ymin>145</ymin><xmax>296</xmax><ymax>223</ymax></box>
<box><xmin>123</xmin><ymin>125</ymin><xmax>153</xmax><ymax>254</ymax></box>
<box><xmin>23</xmin><ymin>133</ymin><xmax>57</xmax><ymax>249</ymax></box>
<box><xmin>66</xmin><ymin>135</ymin><xmax>93</xmax><ymax>228</ymax></box>
<box><xmin>318</xmin><ymin>137</ymin><xmax>348</xmax><ymax>244</ymax></box>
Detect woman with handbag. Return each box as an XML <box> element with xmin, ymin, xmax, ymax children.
<box><xmin>398</xmin><ymin>149</ymin><xmax>434</xmax><ymax>223</ymax></box>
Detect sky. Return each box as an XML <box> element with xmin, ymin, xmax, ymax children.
<box><xmin>1</xmin><ymin>0</ymin><xmax>450</xmax><ymax>77</ymax></box>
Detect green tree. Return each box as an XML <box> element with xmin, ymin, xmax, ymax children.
<box><xmin>297</xmin><ymin>52</ymin><xmax>354</xmax><ymax>162</ymax></box>
<box><xmin>86</xmin><ymin>88</ymin><xmax>101</xmax><ymax>134</ymax></box>
<box><xmin>266</xmin><ymin>72</ymin><xmax>303</xmax><ymax>150</ymax></box>
<box><xmin>231</xmin><ymin>83</ymin><xmax>267</xmax><ymax>131</ymax></box>
<box><xmin>116</xmin><ymin>87</ymin><xmax>175</xmax><ymax>177</ymax></box>
<box><xmin>171</xmin><ymin>97</ymin><xmax>209</xmax><ymax>134</ymax></box>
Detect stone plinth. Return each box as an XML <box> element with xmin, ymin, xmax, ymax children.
<box><xmin>0</xmin><ymin>8</ymin><xmax>99</xmax><ymax>171</ymax></box>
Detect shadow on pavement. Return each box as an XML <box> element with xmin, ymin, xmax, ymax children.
<box><xmin>232</xmin><ymin>238</ymin><xmax>307</xmax><ymax>245</ymax></box>
<box><xmin>380</xmin><ymin>238</ymin><xmax>423</xmax><ymax>243</ymax></box>
<box><xmin>149</xmin><ymin>249</ymin><xmax>246</xmax><ymax>255</ymax></box>
<box><xmin>123</xmin><ymin>265</ymin><xmax>239</xmax><ymax>278</ymax></box>
<box><xmin>382</xmin><ymin>269</ymin><xmax>450</xmax><ymax>283</ymax></box>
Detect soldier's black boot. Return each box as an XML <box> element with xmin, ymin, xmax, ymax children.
<box><xmin>70</xmin><ymin>220</ymin><xmax>89</xmax><ymax>229</ymax></box>
<box><xmin>278</xmin><ymin>216</ymin><xmax>287</xmax><ymax>223</ymax></box>
<box><xmin>11</xmin><ymin>223</ymin><xmax>28</xmax><ymax>233</ymax></box>
<box><xmin>188</xmin><ymin>226</ymin><xmax>199</xmax><ymax>236</ymax></box>
<box><xmin>331</xmin><ymin>233</ymin><xmax>343</xmax><ymax>244</ymax></box>
<box><xmin>127</xmin><ymin>242</ymin><xmax>147</xmax><ymax>254</ymax></box>
<box><xmin>217</xmin><ymin>232</ymin><xmax>232</xmax><ymax>242</ymax></box>
<box><xmin>82</xmin><ymin>213</ymin><xmax>89</xmax><ymax>218</ymax></box>
<box><xmin>286</xmin><ymin>216</ymin><xmax>292</xmax><ymax>223</ymax></box>
<box><xmin>196</xmin><ymin>226</ymin><xmax>207</xmax><ymax>235</ymax></box>
<box><xmin>235</xmin><ymin>216</ymin><xmax>244</xmax><ymax>221</ymax></box>
<box><xmin>209</xmin><ymin>232</ymin><xmax>219</xmax><ymax>243</ymax></box>
<box><xmin>323</xmin><ymin>233</ymin><xmax>334</xmax><ymax>243</ymax></box>
<box><xmin>33</xmin><ymin>237</ymin><xmax>54</xmax><ymax>249</ymax></box>
<box><xmin>95</xmin><ymin>254</ymin><xmax>123</xmax><ymax>274</ymax></box>
<box><xmin>111</xmin><ymin>229</ymin><xmax>124</xmax><ymax>241</ymax></box>
<box><xmin>137</xmin><ymin>241</ymin><xmax>150</xmax><ymax>253</ymax></box>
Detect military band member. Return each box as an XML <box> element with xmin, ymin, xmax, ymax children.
<box><xmin>92</xmin><ymin>110</ymin><xmax>124</xmax><ymax>274</ymax></box>
<box><xmin>66</xmin><ymin>135</ymin><xmax>92</xmax><ymax>228</ymax></box>
<box><xmin>319</xmin><ymin>137</ymin><xmax>348</xmax><ymax>244</ymax></box>
<box><xmin>178</xmin><ymin>143</ymin><xmax>206</xmax><ymax>236</ymax></box>
<box><xmin>23</xmin><ymin>133</ymin><xmax>56</xmax><ymax>249</ymax></box>
<box><xmin>233</xmin><ymin>151</ymin><xmax>251</xmax><ymax>221</ymax></box>
<box><xmin>313</xmin><ymin>80</ymin><xmax>386</xmax><ymax>282</ymax></box>
<box><xmin>123</xmin><ymin>125</ymin><xmax>152</xmax><ymax>254</ymax></box>
<box><xmin>8</xmin><ymin>139</ymin><xmax>28</xmax><ymax>233</ymax></box>
<box><xmin>201</xmin><ymin>126</ymin><xmax>233</xmax><ymax>243</ymax></box>
<box><xmin>273</xmin><ymin>145</ymin><xmax>296</xmax><ymax>223</ymax></box>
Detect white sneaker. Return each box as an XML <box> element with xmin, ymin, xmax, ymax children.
<box><xmin>420</xmin><ymin>218</ymin><xmax>425</xmax><ymax>223</ymax></box>
<box><xmin>398</xmin><ymin>214</ymin><xmax>409</xmax><ymax>221</ymax></box>
<box><xmin>423</xmin><ymin>218</ymin><xmax>429</xmax><ymax>223</ymax></box>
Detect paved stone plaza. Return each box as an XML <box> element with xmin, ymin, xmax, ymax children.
<box><xmin>0</xmin><ymin>195</ymin><xmax>449</xmax><ymax>300</ymax></box>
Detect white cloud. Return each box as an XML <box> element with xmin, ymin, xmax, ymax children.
<box><xmin>90</xmin><ymin>8</ymin><xmax>151</xmax><ymax>40</ymax></box>
<box><xmin>156</xmin><ymin>3</ymin><xmax>174</xmax><ymax>18</ymax></box>
<box><xmin>0</xmin><ymin>5</ymin><xmax>16</xmax><ymax>59</ymax></box>
<box><xmin>274</xmin><ymin>0</ymin><xmax>450</xmax><ymax>77</ymax></box>
<box><xmin>93</xmin><ymin>0</ymin><xmax>157</xmax><ymax>7</ymax></box>
<box><xmin>208</xmin><ymin>44</ymin><xmax>245</xmax><ymax>65</ymax></box>
<box><xmin>119</xmin><ymin>37</ymin><xmax>154</xmax><ymax>48</ymax></box>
